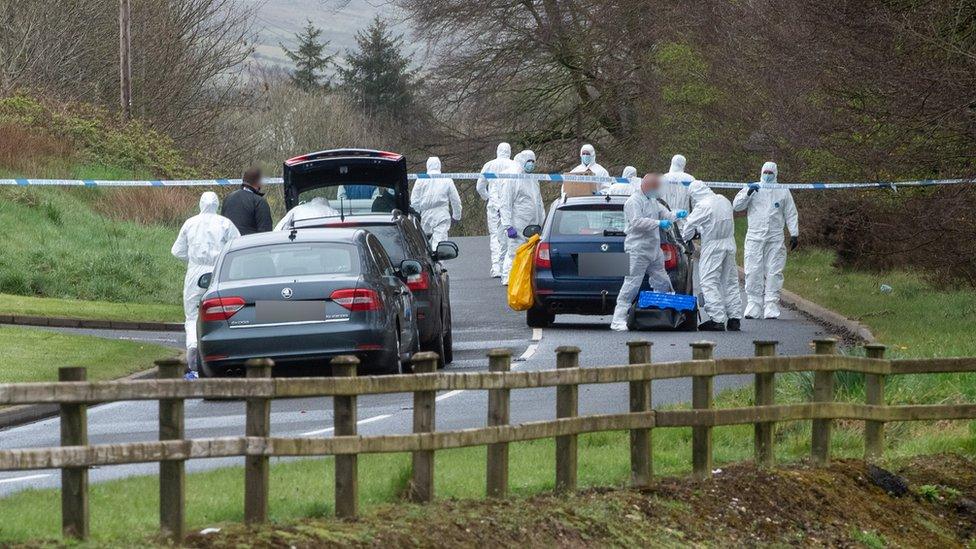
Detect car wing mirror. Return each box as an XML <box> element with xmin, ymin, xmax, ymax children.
<box><xmin>434</xmin><ymin>241</ymin><xmax>459</xmax><ymax>261</ymax></box>
<box><xmin>522</xmin><ymin>225</ymin><xmax>542</xmax><ymax>238</ymax></box>
<box><xmin>197</xmin><ymin>272</ymin><xmax>213</xmax><ymax>289</ymax></box>
<box><xmin>399</xmin><ymin>259</ymin><xmax>423</xmax><ymax>277</ymax></box>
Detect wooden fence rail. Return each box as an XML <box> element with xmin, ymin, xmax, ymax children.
<box><xmin>2</xmin><ymin>338</ymin><xmax>976</xmax><ymax>542</ymax></box>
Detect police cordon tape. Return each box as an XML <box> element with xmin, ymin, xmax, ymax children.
<box><xmin>0</xmin><ymin>173</ymin><xmax>973</xmax><ymax>191</ymax></box>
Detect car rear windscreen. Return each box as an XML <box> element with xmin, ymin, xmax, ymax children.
<box><xmin>552</xmin><ymin>205</ymin><xmax>625</xmax><ymax>236</ymax></box>
<box><xmin>220</xmin><ymin>243</ymin><xmax>360</xmax><ymax>281</ymax></box>
<box><xmin>297</xmin><ymin>185</ymin><xmax>401</xmax><ymax>217</ymax></box>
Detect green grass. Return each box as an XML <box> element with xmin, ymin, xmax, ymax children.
<box><xmin>0</xmin><ymin>187</ymin><xmax>184</xmax><ymax>304</ymax></box>
<box><xmin>784</xmin><ymin>248</ymin><xmax>976</xmax><ymax>358</ymax></box>
<box><xmin>0</xmin><ymin>325</ymin><xmax>176</xmax><ymax>384</ymax></box>
<box><xmin>0</xmin><ymin>293</ymin><xmax>182</xmax><ymax>323</ymax></box>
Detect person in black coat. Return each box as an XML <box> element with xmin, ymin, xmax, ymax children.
<box><xmin>222</xmin><ymin>167</ymin><xmax>273</xmax><ymax>235</ymax></box>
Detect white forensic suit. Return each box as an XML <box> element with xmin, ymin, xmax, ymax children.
<box><xmin>274</xmin><ymin>197</ymin><xmax>339</xmax><ymax>230</ymax></box>
<box><xmin>501</xmin><ymin>150</ymin><xmax>546</xmax><ymax>282</ymax></box>
<box><xmin>565</xmin><ymin>143</ymin><xmax>611</xmax><ymax>195</ymax></box>
<box><xmin>476</xmin><ymin>143</ymin><xmax>521</xmax><ymax>277</ymax></box>
<box><xmin>171</xmin><ymin>192</ymin><xmax>240</xmax><ymax>368</ymax></box>
<box><xmin>732</xmin><ymin>162</ymin><xmax>799</xmax><ymax>319</ymax></box>
<box><xmin>606</xmin><ymin>165</ymin><xmax>639</xmax><ymax>196</ymax></box>
<box><xmin>661</xmin><ymin>154</ymin><xmax>694</xmax><ymax>214</ymax></box>
<box><xmin>415</xmin><ymin>156</ymin><xmax>462</xmax><ymax>247</ymax></box>
<box><xmin>609</xmin><ymin>191</ymin><xmax>678</xmax><ymax>331</ymax></box>
<box><xmin>683</xmin><ymin>181</ymin><xmax>742</xmax><ymax>325</ymax></box>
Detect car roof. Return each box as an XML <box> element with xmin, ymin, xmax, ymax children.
<box><xmin>227</xmin><ymin>228</ymin><xmax>366</xmax><ymax>251</ymax></box>
<box><xmin>555</xmin><ymin>195</ymin><xmax>629</xmax><ymax>208</ymax></box>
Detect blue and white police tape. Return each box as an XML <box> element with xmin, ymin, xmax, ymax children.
<box><xmin>1</xmin><ymin>173</ymin><xmax>973</xmax><ymax>191</ymax></box>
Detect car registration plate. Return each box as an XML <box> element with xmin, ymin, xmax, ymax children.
<box><xmin>578</xmin><ymin>253</ymin><xmax>630</xmax><ymax>277</ymax></box>
<box><xmin>255</xmin><ymin>300</ymin><xmax>326</xmax><ymax>324</ymax></box>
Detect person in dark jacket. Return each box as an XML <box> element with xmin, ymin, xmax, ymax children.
<box><xmin>222</xmin><ymin>167</ymin><xmax>273</xmax><ymax>235</ymax></box>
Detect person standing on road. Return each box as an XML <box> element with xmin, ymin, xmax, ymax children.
<box><xmin>733</xmin><ymin>161</ymin><xmax>799</xmax><ymax>319</ymax></box>
<box><xmin>682</xmin><ymin>181</ymin><xmax>742</xmax><ymax>332</ymax></box>
<box><xmin>416</xmin><ymin>156</ymin><xmax>463</xmax><ymax>248</ymax></box>
<box><xmin>566</xmin><ymin>143</ymin><xmax>610</xmax><ymax>194</ymax></box>
<box><xmin>661</xmin><ymin>154</ymin><xmax>694</xmax><ymax>214</ymax></box>
<box><xmin>172</xmin><ymin>192</ymin><xmax>240</xmax><ymax>379</ymax></box>
<box><xmin>501</xmin><ymin>150</ymin><xmax>545</xmax><ymax>283</ymax></box>
<box><xmin>222</xmin><ymin>167</ymin><xmax>273</xmax><ymax>235</ymax></box>
<box><xmin>610</xmin><ymin>173</ymin><xmax>688</xmax><ymax>331</ymax></box>
<box><xmin>476</xmin><ymin>143</ymin><xmax>521</xmax><ymax>278</ymax></box>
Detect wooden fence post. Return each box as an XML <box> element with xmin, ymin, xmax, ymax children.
<box><xmin>486</xmin><ymin>349</ymin><xmax>512</xmax><ymax>498</ymax></box>
<box><xmin>157</xmin><ymin>358</ymin><xmax>186</xmax><ymax>540</ymax></box>
<box><xmin>410</xmin><ymin>352</ymin><xmax>439</xmax><ymax>503</ymax></box>
<box><xmin>555</xmin><ymin>346</ymin><xmax>580</xmax><ymax>493</ymax></box>
<box><xmin>332</xmin><ymin>356</ymin><xmax>359</xmax><ymax>518</ymax></box>
<box><xmin>690</xmin><ymin>342</ymin><xmax>715</xmax><ymax>479</ymax></box>
<box><xmin>812</xmin><ymin>338</ymin><xmax>837</xmax><ymax>465</ymax></box>
<box><xmin>59</xmin><ymin>366</ymin><xmax>89</xmax><ymax>540</ymax></box>
<box><xmin>753</xmin><ymin>340</ymin><xmax>778</xmax><ymax>468</ymax></box>
<box><xmin>627</xmin><ymin>340</ymin><xmax>652</xmax><ymax>487</ymax></box>
<box><xmin>864</xmin><ymin>344</ymin><xmax>887</xmax><ymax>461</ymax></box>
<box><xmin>244</xmin><ymin>358</ymin><xmax>273</xmax><ymax>524</ymax></box>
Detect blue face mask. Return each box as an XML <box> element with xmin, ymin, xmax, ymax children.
<box><xmin>524</xmin><ymin>160</ymin><xmax>535</xmax><ymax>173</ymax></box>
<box><xmin>761</xmin><ymin>172</ymin><xmax>775</xmax><ymax>184</ymax></box>
<box><xmin>581</xmin><ymin>154</ymin><xmax>593</xmax><ymax>166</ymax></box>
<box><xmin>644</xmin><ymin>189</ymin><xmax>658</xmax><ymax>199</ymax></box>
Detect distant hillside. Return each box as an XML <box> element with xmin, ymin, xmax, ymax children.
<box><xmin>244</xmin><ymin>0</ymin><xmax>419</xmax><ymax>72</ymax></box>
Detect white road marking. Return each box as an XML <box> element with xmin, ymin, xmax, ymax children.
<box><xmin>300</xmin><ymin>413</ymin><xmax>392</xmax><ymax>437</ymax></box>
<box><xmin>532</xmin><ymin>328</ymin><xmax>543</xmax><ymax>341</ymax></box>
<box><xmin>435</xmin><ymin>390</ymin><xmax>464</xmax><ymax>402</ymax></box>
<box><xmin>516</xmin><ymin>343</ymin><xmax>539</xmax><ymax>362</ymax></box>
<box><xmin>0</xmin><ymin>474</ymin><xmax>50</xmax><ymax>485</ymax></box>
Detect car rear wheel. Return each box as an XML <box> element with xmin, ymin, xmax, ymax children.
<box><xmin>526</xmin><ymin>305</ymin><xmax>555</xmax><ymax>328</ymax></box>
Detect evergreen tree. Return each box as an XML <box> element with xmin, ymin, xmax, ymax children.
<box><xmin>281</xmin><ymin>19</ymin><xmax>334</xmax><ymax>91</ymax></box>
<box><xmin>338</xmin><ymin>17</ymin><xmax>417</xmax><ymax>121</ymax></box>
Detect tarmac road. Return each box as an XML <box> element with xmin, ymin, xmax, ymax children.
<box><xmin>0</xmin><ymin>236</ymin><xmax>832</xmax><ymax>496</ymax></box>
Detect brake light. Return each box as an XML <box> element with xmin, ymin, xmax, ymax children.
<box><xmin>535</xmin><ymin>242</ymin><xmax>551</xmax><ymax>269</ymax></box>
<box><xmin>284</xmin><ymin>154</ymin><xmax>310</xmax><ymax>166</ymax></box>
<box><xmin>331</xmin><ymin>289</ymin><xmax>382</xmax><ymax>311</ymax></box>
<box><xmin>200</xmin><ymin>297</ymin><xmax>245</xmax><ymax>321</ymax></box>
<box><xmin>662</xmin><ymin>244</ymin><xmax>679</xmax><ymax>270</ymax></box>
<box><xmin>406</xmin><ymin>270</ymin><xmax>429</xmax><ymax>291</ymax></box>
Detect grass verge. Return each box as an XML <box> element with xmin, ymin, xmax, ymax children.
<box><xmin>0</xmin><ymin>293</ymin><xmax>182</xmax><ymax>324</ymax></box>
<box><xmin>0</xmin><ymin>325</ymin><xmax>177</xmax><ymax>384</ymax></box>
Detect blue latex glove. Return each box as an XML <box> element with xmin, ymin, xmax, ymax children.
<box><xmin>659</xmin><ymin>219</ymin><xmax>673</xmax><ymax>230</ymax></box>
<box><xmin>747</xmin><ymin>183</ymin><xmax>760</xmax><ymax>196</ymax></box>
<box><xmin>675</xmin><ymin>209</ymin><xmax>688</xmax><ymax>219</ymax></box>
<box><xmin>506</xmin><ymin>226</ymin><xmax>518</xmax><ymax>239</ymax></box>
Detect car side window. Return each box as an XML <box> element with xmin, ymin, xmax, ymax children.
<box><xmin>401</xmin><ymin>220</ymin><xmax>429</xmax><ymax>257</ymax></box>
<box><xmin>367</xmin><ymin>234</ymin><xmax>395</xmax><ymax>275</ymax></box>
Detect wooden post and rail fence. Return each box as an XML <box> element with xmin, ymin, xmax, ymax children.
<box><xmin>2</xmin><ymin>338</ymin><xmax>976</xmax><ymax>541</ymax></box>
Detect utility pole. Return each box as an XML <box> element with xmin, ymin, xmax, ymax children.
<box><xmin>119</xmin><ymin>0</ymin><xmax>132</xmax><ymax>120</ymax></box>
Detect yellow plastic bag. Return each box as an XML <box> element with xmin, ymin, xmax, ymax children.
<box><xmin>507</xmin><ymin>234</ymin><xmax>541</xmax><ymax>311</ymax></box>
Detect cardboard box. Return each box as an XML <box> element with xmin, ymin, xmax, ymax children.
<box><xmin>561</xmin><ymin>170</ymin><xmax>599</xmax><ymax>197</ymax></box>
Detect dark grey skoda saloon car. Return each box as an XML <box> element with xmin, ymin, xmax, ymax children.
<box><xmin>196</xmin><ymin>228</ymin><xmax>420</xmax><ymax>376</ymax></box>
